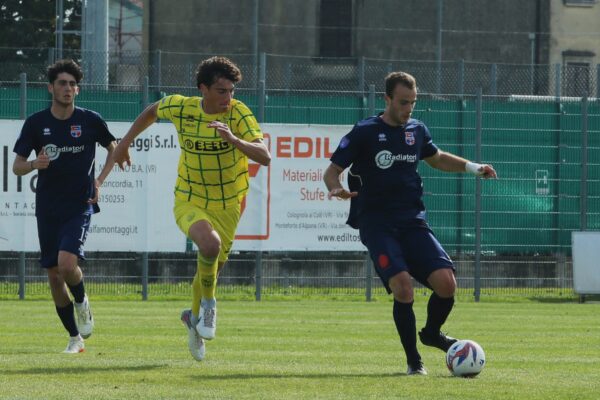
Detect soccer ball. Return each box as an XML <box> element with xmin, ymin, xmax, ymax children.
<box><xmin>446</xmin><ymin>339</ymin><xmax>486</xmax><ymax>377</ymax></box>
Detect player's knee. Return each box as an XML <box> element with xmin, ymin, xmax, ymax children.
<box><xmin>199</xmin><ymin>240</ymin><xmax>221</xmax><ymax>259</ymax></box>
<box><xmin>46</xmin><ymin>268</ymin><xmax>62</xmax><ymax>286</ymax></box>
<box><xmin>389</xmin><ymin>273</ymin><xmax>414</xmax><ymax>302</ymax></box>
<box><xmin>436</xmin><ymin>284</ymin><xmax>456</xmax><ymax>298</ymax></box>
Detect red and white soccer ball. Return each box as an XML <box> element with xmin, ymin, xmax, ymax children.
<box><xmin>446</xmin><ymin>339</ymin><xmax>486</xmax><ymax>378</ymax></box>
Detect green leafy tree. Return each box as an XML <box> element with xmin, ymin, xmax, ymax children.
<box><xmin>0</xmin><ymin>0</ymin><xmax>81</xmax><ymax>80</ymax></box>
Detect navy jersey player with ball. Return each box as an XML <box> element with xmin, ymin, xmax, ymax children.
<box><xmin>12</xmin><ymin>60</ymin><xmax>116</xmax><ymax>354</ymax></box>
<box><xmin>324</xmin><ymin>71</ymin><xmax>497</xmax><ymax>375</ymax></box>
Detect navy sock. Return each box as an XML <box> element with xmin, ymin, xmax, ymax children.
<box><xmin>424</xmin><ymin>293</ymin><xmax>455</xmax><ymax>334</ymax></box>
<box><xmin>393</xmin><ymin>300</ymin><xmax>420</xmax><ymax>364</ymax></box>
<box><xmin>68</xmin><ymin>280</ymin><xmax>85</xmax><ymax>304</ymax></box>
<box><xmin>56</xmin><ymin>302</ymin><xmax>79</xmax><ymax>337</ymax></box>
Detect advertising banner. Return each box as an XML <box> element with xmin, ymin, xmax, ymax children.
<box><xmin>0</xmin><ymin>121</ymin><xmax>363</xmax><ymax>251</ymax></box>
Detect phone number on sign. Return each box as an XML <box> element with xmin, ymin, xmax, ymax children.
<box><xmin>99</xmin><ymin>194</ymin><xmax>126</xmax><ymax>203</ymax></box>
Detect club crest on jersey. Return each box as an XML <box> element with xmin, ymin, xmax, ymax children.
<box><xmin>70</xmin><ymin>125</ymin><xmax>82</xmax><ymax>138</ymax></box>
<box><xmin>405</xmin><ymin>131</ymin><xmax>415</xmax><ymax>146</ymax></box>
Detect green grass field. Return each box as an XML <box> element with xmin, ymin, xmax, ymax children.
<box><xmin>1</xmin><ymin>298</ymin><xmax>598</xmax><ymax>400</ymax></box>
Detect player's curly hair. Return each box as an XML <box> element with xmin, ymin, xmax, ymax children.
<box><xmin>384</xmin><ymin>71</ymin><xmax>417</xmax><ymax>97</ymax></box>
<box><xmin>195</xmin><ymin>56</ymin><xmax>242</xmax><ymax>88</ymax></box>
<box><xmin>47</xmin><ymin>59</ymin><xmax>83</xmax><ymax>84</ymax></box>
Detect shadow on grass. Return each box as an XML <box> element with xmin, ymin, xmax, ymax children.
<box><xmin>2</xmin><ymin>364</ymin><xmax>168</xmax><ymax>375</ymax></box>
<box><xmin>188</xmin><ymin>372</ymin><xmax>454</xmax><ymax>380</ymax></box>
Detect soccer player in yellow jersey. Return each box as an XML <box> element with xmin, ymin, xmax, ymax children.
<box><xmin>112</xmin><ymin>57</ymin><xmax>271</xmax><ymax>361</ymax></box>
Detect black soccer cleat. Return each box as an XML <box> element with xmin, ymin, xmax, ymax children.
<box><xmin>418</xmin><ymin>329</ymin><xmax>458</xmax><ymax>352</ymax></box>
<box><xmin>406</xmin><ymin>360</ymin><xmax>428</xmax><ymax>375</ymax></box>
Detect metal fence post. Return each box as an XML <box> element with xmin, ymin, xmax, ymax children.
<box><xmin>490</xmin><ymin>64</ymin><xmax>497</xmax><ymax>96</ymax></box>
<box><xmin>581</xmin><ymin>95</ymin><xmax>588</xmax><ymax>231</ymax></box>
<box><xmin>154</xmin><ymin>49</ymin><xmax>162</xmax><ymax>90</ymax></box>
<box><xmin>554</xmin><ymin>63</ymin><xmax>561</xmax><ymax>99</ymax></box>
<box><xmin>255</xmin><ymin>251</ymin><xmax>262</xmax><ymax>301</ymax></box>
<box><xmin>368</xmin><ymin>84</ymin><xmax>375</xmax><ymax>116</ymax></box>
<box><xmin>457</xmin><ymin>59</ymin><xmax>464</xmax><ymax>96</ymax></box>
<box><xmin>365</xmin><ymin>253</ymin><xmax>372</xmax><ymax>302</ymax></box>
<box><xmin>18</xmin><ymin>253</ymin><xmax>26</xmax><ymax>300</ymax></box>
<box><xmin>596</xmin><ymin>64</ymin><xmax>600</xmax><ymax>99</ymax></box>
<box><xmin>258</xmin><ymin>80</ymin><xmax>266</xmax><ymax>123</ymax></box>
<box><xmin>141</xmin><ymin>252</ymin><xmax>149</xmax><ymax>301</ymax></box>
<box><xmin>358</xmin><ymin>56</ymin><xmax>365</xmax><ymax>94</ymax></box>
<box><xmin>19</xmin><ymin>73</ymin><xmax>27</xmax><ymax>119</ymax></box>
<box><xmin>474</xmin><ymin>88</ymin><xmax>483</xmax><ymax>302</ymax></box>
<box><xmin>142</xmin><ymin>76</ymin><xmax>149</xmax><ymax>109</ymax></box>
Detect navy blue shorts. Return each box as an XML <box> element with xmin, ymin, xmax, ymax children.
<box><xmin>36</xmin><ymin>212</ymin><xmax>92</xmax><ymax>269</ymax></box>
<box><xmin>359</xmin><ymin>218</ymin><xmax>454</xmax><ymax>293</ymax></box>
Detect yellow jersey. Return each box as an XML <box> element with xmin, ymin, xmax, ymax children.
<box><xmin>157</xmin><ymin>94</ymin><xmax>263</xmax><ymax>210</ymax></box>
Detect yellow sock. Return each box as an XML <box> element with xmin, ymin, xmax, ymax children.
<box><xmin>198</xmin><ymin>253</ymin><xmax>218</xmax><ymax>301</ymax></box>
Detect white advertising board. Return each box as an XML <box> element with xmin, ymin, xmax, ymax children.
<box><xmin>1</xmin><ymin>120</ymin><xmax>363</xmax><ymax>252</ymax></box>
<box><xmin>572</xmin><ymin>231</ymin><xmax>600</xmax><ymax>294</ymax></box>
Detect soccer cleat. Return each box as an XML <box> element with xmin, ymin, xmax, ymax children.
<box><xmin>62</xmin><ymin>336</ymin><xmax>85</xmax><ymax>354</ymax></box>
<box><xmin>74</xmin><ymin>294</ymin><xmax>94</xmax><ymax>339</ymax></box>
<box><xmin>181</xmin><ymin>309</ymin><xmax>205</xmax><ymax>361</ymax></box>
<box><xmin>196</xmin><ymin>301</ymin><xmax>217</xmax><ymax>340</ymax></box>
<box><xmin>418</xmin><ymin>329</ymin><xmax>458</xmax><ymax>352</ymax></box>
<box><xmin>406</xmin><ymin>360</ymin><xmax>427</xmax><ymax>375</ymax></box>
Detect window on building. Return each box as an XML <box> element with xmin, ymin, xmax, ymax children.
<box><xmin>319</xmin><ymin>0</ymin><xmax>353</xmax><ymax>57</ymax></box>
<box><xmin>564</xmin><ymin>62</ymin><xmax>590</xmax><ymax>97</ymax></box>
<box><xmin>563</xmin><ymin>0</ymin><xmax>596</xmax><ymax>6</ymax></box>
<box><xmin>562</xmin><ymin>50</ymin><xmax>595</xmax><ymax>97</ymax></box>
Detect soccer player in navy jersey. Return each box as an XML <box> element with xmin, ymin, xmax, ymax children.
<box><xmin>12</xmin><ymin>59</ymin><xmax>117</xmax><ymax>354</ymax></box>
<box><xmin>324</xmin><ymin>71</ymin><xmax>497</xmax><ymax>375</ymax></box>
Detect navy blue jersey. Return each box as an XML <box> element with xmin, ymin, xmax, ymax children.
<box><xmin>13</xmin><ymin>107</ymin><xmax>115</xmax><ymax>219</ymax></box>
<box><xmin>330</xmin><ymin>115</ymin><xmax>438</xmax><ymax>228</ymax></box>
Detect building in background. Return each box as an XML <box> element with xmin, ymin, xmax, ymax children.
<box><xmin>550</xmin><ymin>0</ymin><xmax>600</xmax><ymax>97</ymax></box>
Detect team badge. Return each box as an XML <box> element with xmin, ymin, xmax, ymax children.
<box><xmin>405</xmin><ymin>131</ymin><xmax>415</xmax><ymax>146</ymax></box>
<box><xmin>70</xmin><ymin>125</ymin><xmax>82</xmax><ymax>138</ymax></box>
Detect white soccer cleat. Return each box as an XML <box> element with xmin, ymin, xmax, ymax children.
<box><xmin>181</xmin><ymin>309</ymin><xmax>206</xmax><ymax>361</ymax></box>
<box><xmin>74</xmin><ymin>294</ymin><xmax>94</xmax><ymax>339</ymax></box>
<box><xmin>63</xmin><ymin>336</ymin><xmax>85</xmax><ymax>354</ymax></box>
<box><xmin>196</xmin><ymin>301</ymin><xmax>217</xmax><ymax>340</ymax></box>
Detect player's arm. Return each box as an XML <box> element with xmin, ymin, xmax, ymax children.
<box><xmin>112</xmin><ymin>102</ymin><xmax>159</xmax><ymax>170</ymax></box>
<box><xmin>207</xmin><ymin>121</ymin><xmax>271</xmax><ymax>166</ymax></box>
<box><xmin>324</xmin><ymin>162</ymin><xmax>358</xmax><ymax>199</ymax></box>
<box><xmin>12</xmin><ymin>148</ymin><xmax>50</xmax><ymax>176</ymax></box>
<box><xmin>424</xmin><ymin>150</ymin><xmax>497</xmax><ymax>179</ymax></box>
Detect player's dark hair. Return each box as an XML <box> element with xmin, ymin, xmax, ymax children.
<box><xmin>47</xmin><ymin>59</ymin><xmax>83</xmax><ymax>84</ymax></box>
<box><xmin>385</xmin><ymin>71</ymin><xmax>417</xmax><ymax>97</ymax></box>
<box><xmin>195</xmin><ymin>56</ymin><xmax>242</xmax><ymax>88</ymax></box>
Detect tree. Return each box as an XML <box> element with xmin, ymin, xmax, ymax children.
<box><xmin>0</xmin><ymin>0</ymin><xmax>81</xmax><ymax>80</ymax></box>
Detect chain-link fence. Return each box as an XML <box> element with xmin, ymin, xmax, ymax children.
<box><xmin>1</xmin><ymin>48</ymin><xmax>599</xmax><ymax>97</ymax></box>
<box><xmin>1</xmin><ymin>50</ymin><xmax>599</xmax><ymax>301</ymax></box>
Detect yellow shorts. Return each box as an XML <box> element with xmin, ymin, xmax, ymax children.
<box><xmin>173</xmin><ymin>198</ymin><xmax>241</xmax><ymax>264</ymax></box>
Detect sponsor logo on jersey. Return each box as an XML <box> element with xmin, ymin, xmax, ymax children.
<box><xmin>183</xmin><ymin>139</ymin><xmax>230</xmax><ymax>153</ymax></box>
<box><xmin>43</xmin><ymin>143</ymin><xmax>85</xmax><ymax>161</ymax></box>
<box><xmin>375</xmin><ymin>150</ymin><xmax>417</xmax><ymax>169</ymax></box>
<box><xmin>378</xmin><ymin>133</ymin><xmax>387</xmax><ymax>142</ymax></box>
<box><xmin>405</xmin><ymin>131</ymin><xmax>415</xmax><ymax>145</ymax></box>
<box><xmin>70</xmin><ymin>125</ymin><xmax>82</xmax><ymax>138</ymax></box>
<box><xmin>43</xmin><ymin>128</ymin><xmax>51</xmax><ymax>136</ymax></box>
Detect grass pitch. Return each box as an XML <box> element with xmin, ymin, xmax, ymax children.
<box><xmin>0</xmin><ymin>298</ymin><xmax>598</xmax><ymax>400</ymax></box>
